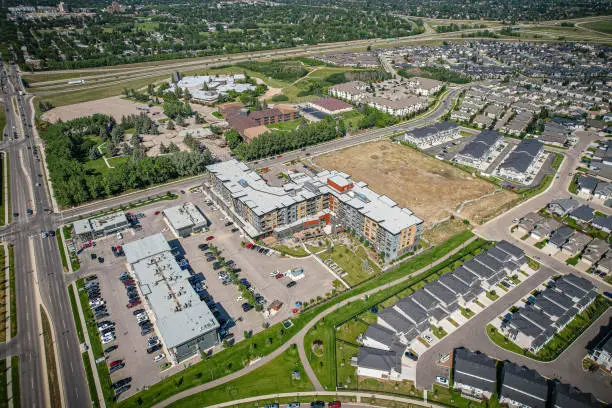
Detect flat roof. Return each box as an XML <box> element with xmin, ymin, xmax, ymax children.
<box><xmin>125</xmin><ymin>234</ymin><xmax>219</xmax><ymax>349</ymax></box>
<box><xmin>123</xmin><ymin>232</ymin><xmax>171</xmax><ymax>264</ymax></box>
<box><xmin>163</xmin><ymin>202</ymin><xmax>207</xmax><ymax>231</ymax></box>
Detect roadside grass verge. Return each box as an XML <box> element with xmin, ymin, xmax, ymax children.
<box><xmin>118</xmin><ymin>231</ymin><xmax>476</xmax><ymax>407</ymax></box>
<box><xmin>0</xmin><ymin>358</ymin><xmax>6</xmax><ymax>408</ymax></box>
<box><xmin>56</xmin><ymin>229</ymin><xmax>69</xmax><ymax>272</ymax></box>
<box><xmin>89</xmin><ymin>192</ymin><xmax>177</xmax><ymax>218</ymax></box>
<box><xmin>11</xmin><ymin>356</ymin><xmax>20</xmax><ymax>408</ymax></box>
<box><xmin>69</xmin><ymin>283</ymin><xmax>100</xmax><ymax>407</ymax></box>
<box><xmin>40</xmin><ymin>307</ymin><xmax>62</xmax><ymax>408</ymax></box>
<box><xmin>165</xmin><ymin>346</ymin><xmax>313</xmax><ymax>408</ymax></box>
<box><xmin>0</xmin><ymin>103</ymin><xmax>5</xmax><ymax>141</ymax></box>
<box><xmin>0</xmin><ymin>246</ymin><xmax>6</xmax><ymax>342</ymax></box>
<box><xmin>0</xmin><ymin>153</ymin><xmax>4</xmax><ymax>226</ymax></box>
<box><xmin>515</xmin><ymin>174</ymin><xmax>554</xmax><ymax>199</ymax></box>
<box><xmin>8</xmin><ymin>246</ymin><xmax>16</xmax><ymax>338</ymax></box>
<box><xmin>75</xmin><ymin>278</ymin><xmax>115</xmax><ymax>406</ymax></box>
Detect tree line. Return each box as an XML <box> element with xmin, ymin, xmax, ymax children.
<box><xmin>41</xmin><ymin>114</ymin><xmax>213</xmax><ymax>206</ymax></box>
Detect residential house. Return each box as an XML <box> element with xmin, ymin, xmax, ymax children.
<box><xmin>539</xmin><ymin>122</ymin><xmax>568</xmax><ymax>147</ymax></box>
<box><xmin>473</xmin><ymin>114</ymin><xmax>494</xmax><ymax>129</ymax></box>
<box><xmin>595</xmin><ymin>251</ymin><xmax>612</xmax><ymax>273</ymax></box>
<box><xmin>393</xmin><ymin>297</ymin><xmax>430</xmax><ymax>333</ymax></box>
<box><xmin>552</xmin><ymin>382</ymin><xmax>601</xmax><ymax>408</ymax></box>
<box><xmin>355</xmin><ymin>347</ymin><xmax>401</xmax><ymax>380</ymax></box>
<box><xmin>546</xmin><ymin>226</ymin><xmax>575</xmax><ymax>251</ymax></box>
<box><xmin>593</xmin><ymin>182</ymin><xmax>612</xmax><ymax>203</ymax></box>
<box><xmin>531</xmin><ymin>218</ymin><xmax>563</xmax><ymax>241</ymax></box>
<box><xmin>569</xmin><ymin>205</ymin><xmax>595</xmax><ymax>224</ymax></box>
<box><xmin>591</xmin><ymin>215</ymin><xmax>612</xmax><ymax>233</ymax></box>
<box><xmin>589</xmin><ymin>331</ymin><xmax>612</xmax><ymax>371</ymax></box>
<box><xmin>403</xmin><ymin>122</ymin><xmax>460</xmax><ymax>149</ymax></box>
<box><xmin>361</xmin><ymin>324</ymin><xmax>396</xmax><ymax>351</ymax></box>
<box><xmin>547</xmin><ymin>198</ymin><xmax>580</xmax><ymax>217</ymax></box>
<box><xmin>500</xmin><ymin>363</ymin><xmax>549</xmax><ymax>408</ymax></box>
<box><xmin>561</xmin><ymin>231</ymin><xmax>592</xmax><ymax>256</ymax></box>
<box><xmin>453</xmin><ymin>348</ymin><xmax>497</xmax><ymax>400</ymax></box>
<box><xmin>581</xmin><ymin>238</ymin><xmax>608</xmax><ymax>265</ymax></box>
<box><xmin>497</xmin><ymin>139</ymin><xmax>544</xmax><ymax>184</ymax></box>
<box><xmin>576</xmin><ymin>176</ymin><xmax>599</xmax><ymax>199</ymax></box>
<box><xmin>517</xmin><ymin>212</ymin><xmax>544</xmax><ymax>235</ymax></box>
<box><xmin>455</xmin><ymin>130</ymin><xmax>504</xmax><ymax>169</ymax></box>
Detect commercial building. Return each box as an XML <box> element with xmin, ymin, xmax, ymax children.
<box><xmin>497</xmin><ymin>139</ymin><xmax>544</xmax><ymax>183</ymax></box>
<box><xmin>73</xmin><ymin>211</ymin><xmax>129</xmax><ymax>241</ymax></box>
<box><xmin>162</xmin><ymin>202</ymin><xmax>208</xmax><ymax>237</ymax></box>
<box><xmin>454</xmin><ymin>130</ymin><xmax>504</xmax><ymax>169</ymax></box>
<box><xmin>453</xmin><ymin>348</ymin><xmax>497</xmax><ymax>400</ymax></box>
<box><xmin>122</xmin><ymin>233</ymin><xmax>219</xmax><ymax>363</ymax></box>
<box><xmin>167</xmin><ymin>74</ymin><xmax>255</xmax><ymax>105</ymax></box>
<box><xmin>205</xmin><ymin>159</ymin><xmax>423</xmax><ymax>261</ymax></box>
<box><xmin>220</xmin><ymin>103</ymin><xmax>300</xmax><ymax>137</ymax></box>
<box><xmin>402</xmin><ymin>122</ymin><xmax>460</xmax><ymax>149</ymax></box>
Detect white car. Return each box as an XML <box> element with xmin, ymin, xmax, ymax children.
<box><xmin>153</xmin><ymin>353</ymin><xmax>166</xmax><ymax>362</ymax></box>
<box><xmin>436</xmin><ymin>376</ymin><xmax>449</xmax><ymax>385</ymax></box>
<box><xmin>117</xmin><ymin>232</ymin><xmax>123</xmax><ymax>240</ymax></box>
<box><xmin>101</xmin><ymin>335</ymin><xmax>115</xmax><ymax>345</ymax></box>
<box><xmin>89</xmin><ymin>299</ymin><xmax>105</xmax><ymax>308</ymax></box>
<box><xmin>423</xmin><ymin>334</ymin><xmax>434</xmax><ymax>343</ymax></box>
<box><xmin>136</xmin><ymin>314</ymin><xmax>148</xmax><ymax>323</ymax></box>
<box><xmin>98</xmin><ymin>323</ymin><xmax>113</xmax><ymax>332</ymax></box>
<box><xmin>439</xmin><ymin>354</ymin><xmax>450</xmax><ymax>363</ymax></box>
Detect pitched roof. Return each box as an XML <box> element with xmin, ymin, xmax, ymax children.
<box><xmin>357</xmin><ymin>347</ymin><xmax>399</xmax><ymax>372</ymax></box>
<box><xmin>548</xmin><ymin>226</ymin><xmax>574</xmax><ymax>247</ymax></box>
<box><xmin>553</xmin><ymin>382</ymin><xmax>601</xmax><ymax>408</ymax></box>
<box><xmin>501</xmin><ymin>363</ymin><xmax>548</xmax><ymax>408</ymax></box>
<box><xmin>310</xmin><ymin>97</ymin><xmax>353</xmax><ymax>112</ymax></box>
<box><xmin>458</xmin><ymin>130</ymin><xmax>503</xmax><ymax>159</ymax></box>
<box><xmin>453</xmin><ymin>348</ymin><xmax>497</xmax><ymax>394</ymax></box>
<box><xmin>569</xmin><ymin>205</ymin><xmax>595</xmax><ymax>222</ymax></box>
<box><xmin>499</xmin><ymin>139</ymin><xmax>543</xmax><ymax>173</ymax></box>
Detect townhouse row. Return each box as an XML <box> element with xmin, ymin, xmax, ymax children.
<box><xmin>500</xmin><ymin>274</ymin><xmax>598</xmax><ymax>353</ymax></box>
<box><xmin>355</xmin><ymin>240</ymin><xmax>526</xmax><ymax>380</ymax></box>
<box><xmin>454</xmin><ymin>347</ymin><xmax>602</xmax><ymax>408</ymax></box>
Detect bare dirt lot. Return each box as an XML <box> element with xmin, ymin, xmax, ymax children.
<box><xmin>41</xmin><ymin>95</ymin><xmax>163</xmax><ymax>123</ymax></box>
<box><xmin>312</xmin><ymin>140</ymin><xmax>517</xmax><ymax>228</ymax></box>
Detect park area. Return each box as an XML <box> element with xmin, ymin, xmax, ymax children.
<box><xmin>313</xmin><ymin>140</ymin><xmax>517</xmax><ymax>231</ymax></box>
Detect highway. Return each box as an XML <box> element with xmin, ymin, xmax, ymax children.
<box><xmin>0</xmin><ymin>57</ymin><xmax>90</xmax><ymax>407</ymax></box>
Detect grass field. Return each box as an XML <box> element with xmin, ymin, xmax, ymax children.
<box><xmin>41</xmin><ymin>307</ymin><xmax>62</xmax><ymax>408</ymax></box>
<box><xmin>422</xmin><ymin>218</ymin><xmax>469</xmax><ymax>246</ymax></box>
<box><xmin>313</xmin><ymin>140</ymin><xmax>515</xmax><ymax>227</ymax></box>
<box><xmin>0</xmin><ymin>103</ymin><xmax>5</xmax><ymax>140</ymax></box>
<box><xmin>165</xmin><ymin>347</ymin><xmax>313</xmax><ymax>408</ymax></box>
<box><xmin>319</xmin><ymin>245</ymin><xmax>381</xmax><ymax>286</ymax></box>
<box><xmin>11</xmin><ymin>356</ymin><xmax>20</xmax><ymax>408</ymax></box>
<box><xmin>267</xmin><ymin>119</ymin><xmax>301</xmax><ymax>132</ymax></box>
<box><xmin>0</xmin><ymin>358</ymin><xmax>5</xmax><ymax>408</ymax></box>
<box><xmin>8</xmin><ymin>247</ymin><xmax>15</xmax><ymax>339</ymax></box>
<box><xmin>581</xmin><ymin>20</ymin><xmax>612</xmax><ymax>34</ymax></box>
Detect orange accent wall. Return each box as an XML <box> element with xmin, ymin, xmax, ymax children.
<box><xmin>327</xmin><ymin>178</ymin><xmax>353</xmax><ymax>193</ymax></box>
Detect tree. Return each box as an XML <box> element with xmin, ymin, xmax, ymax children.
<box><xmin>224</xmin><ymin>129</ymin><xmax>242</xmax><ymax>150</ymax></box>
<box><xmin>88</xmin><ymin>146</ymin><xmax>100</xmax><ymax>160</ymax></box>
<box><xmin>130</xmin><ymin>132</ymin><xmax>141</xmax><ymax>147</ymax></box>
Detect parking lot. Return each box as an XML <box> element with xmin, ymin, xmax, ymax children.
<box><xmin>75</xmin><ymin>189</ymin><xmax>336</xmax><ymax>398</ymax></box>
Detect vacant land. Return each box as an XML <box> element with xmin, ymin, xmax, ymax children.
<box><xmin>41</xmin><ymin>95</ymin><xmax>161</xmax><ymax>123</ymax></box>
<box><xmin>581</xmin><ymin>20</ymin><xmax>612</xmax><ymax>34</ymax></box>
<box><xmin>313</xmin><ymin>140</ymin><xmax>515</xmax><ymax>227</ymax></box>
<box><xmin>422</xmin><ymin>218</ymin><xmax>469</xmax><ymax>246</ymax></box>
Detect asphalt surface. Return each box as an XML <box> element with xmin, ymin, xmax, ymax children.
<box><xmin>0</xmin><ymin>59</ymin><xmax>89</xmax><ymax>408</ymax></box>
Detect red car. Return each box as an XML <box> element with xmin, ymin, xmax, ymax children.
<box><xmin>123</xmin><ymin>280</ymin><xmax>135</xmax><ymax>286</ymax></box>
<box><xmin>206</xmin><ymin>236</ymin><xmax>214</xmax><ymax>241</ymax></box>
<box><xmin>109</xmin><ymin>360</ymin><xmax>123</xmax><ymax>368</ymax></box>
<box><xmin>246</xmin><ymin>243</ymin><xmax>253</xmax><ymax>249</ymax></box>
<box><xmin>275</xmin><ymin>273</ymin><xmax>284</xmax><ymax>279</ymax></box>
<box><xmin>328</xmin><ymin>402</ymin><xmax>341</xmax><ymax>408</ymax></box>
<box><xmin>154</xmin><ymin>211</ymin><xmax>160</xmax><ymax>215</ymax></box>
<box><xmin>292</xmin><ymin>308</ymin><xmax>299</xmax><ymax>314</ymax></box>
<box><xmin>127</xmin><ymin>300</ymin><xmax>141</xmax><ymax>308</ymax></box>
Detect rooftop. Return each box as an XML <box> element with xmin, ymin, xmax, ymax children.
<box><xmin>163</xmin><ymin>202</ymin><xmax>207</xmax><ymax>232</ymax></box>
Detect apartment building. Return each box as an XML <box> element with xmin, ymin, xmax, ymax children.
<box><xmin>497</xmin><ymin>139</ymin><xmax>544</xmax><ymax>183</ymax></box>
<box><xmin>454</xmin><ymin>130</ymin><xmax>504</xmax><ymax>169</ymax></box>
<box><xmin>205</xmin><ymin>159</ymin><xmax>423</xmax><ymax>261</ymax></box>
<box><xmin>403</xmin><ymin>122</ymin><xmax>460</xmax><ymax>149</ymax></box>
<box><xmin>328</xmin><ymin>81</ymin><xmax>369</xmax><ymax>102</ymax></box>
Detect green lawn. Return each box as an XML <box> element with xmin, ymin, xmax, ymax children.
<box><xmin>267</xmin><ymin>119</ymin><xmax>301</xmax><ymax>132</ymax></box>
<box><xmin>566</xmin><ymin>254</ymin><xmax>580</xmax><ymax>265</ymax></box>
<box><xmin>341</xmin><ymin>110</ymin><xmax>363</xmax><ymax>131</ymax></box>
<box><xmin>460</xmin><ymin>307</ymin><xmax>474</xmax><ymax>319</ymax></box>
<box><xmin>319</xmin><ymin>245</ymin><xmax>380</xmax><ymax>286</ymax></box>
<box><xmin>82</xmin><ymin>353</ymin><xmax>101</xmax><ymax>408</ymax></box>
<box><xmin>0</xmin><ymin>247</ymin><xmax>6</xmax><ymax>342</ymax></box>
<box><xmin>534</xmin><ymin>239</ymin><xmax>547</xmax><ymax>249</ymax></box>
<box><xmin>274</xmin><ymin>244</ymin><xmax>309</xmax><ymax>258</ymax></box>
<box><xmin>0</xmin><ymin>153</ymin><xmax>4</xmax><ymax>226</ymax></box>
<box><xmin>429</xmin><ymin>385</ymin><xmax>500</xmax><ymax>408</ymax></box>
<box><xmin>166</xmin><ymin>347</ymin><xmax>313</xmax><ymax>408</ymax></box>
<box><xmin>582</xmin><ymin>20</ymin><xmax>612</xmax><ymax>34</ymax></box>
<box><xmin>106</xmin><ymin>156</ymin><xmax>130</xmax><ymax>168</ymax></box>
<box><xmin>432</xmin><ymin>326</ymin><xmax>448</xmax><ymax>339</ymax></box>
<box><xmin>0</xmin><ymin>103</ymin><xmax>5</xmax><ymax>141</ymax></box>
<box><xmin>56</xmin><ymin>229</ymin><xmax>69</xmax><ymax>272</ymax></box>
<box><xmin>487</xmin><ymin>325</ymin><xmax>537</xmax><ymax>358</ymax></box>
<box><xmin>486</xmin><ymin>291</ymin><xmax>499</xmax><ymax>301</ymax></box>
<box><xmin>68</xmin><ymin>285</ymin><xmax>85</xmax><ymax>343</ymax></box>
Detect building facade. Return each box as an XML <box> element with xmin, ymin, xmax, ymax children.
<box><xmin>205</xmin><ymin>160</ymin><xmax>422</xmax><ymax>261</ymax></box>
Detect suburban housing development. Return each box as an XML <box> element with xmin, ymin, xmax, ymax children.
<box><xmin>205</xmin><ymin>159</ymin><xmax>423</xmax><ymax>261</ymax></box>
<box><xmin>402</xmin><ymin>121</ymin><xmax>460</xmax><ymax>149</ymax></box>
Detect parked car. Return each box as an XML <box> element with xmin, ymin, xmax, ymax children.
<box><xmin>132</xmin><ymin>308</ymin><xmax>145</xmax><ymax>316</ymax></box>
<box><xmin>286</xmin><ymin>281</ymin><xmax>297</xmax><ymax>288</ymax></box>
<box><xmin>198</xmin><ymin>244</ymin><xmax>209</xmax><ymax>250</ymax></box>
<box><xmin>101</xmin><ymin>335</ymin><xmax>115</xmax><ymax>345</ymax></box>
<box><xmin>114</xmin><ymin>384</ymin><xmax>130</xmax><ymax>400</ymax></box>
<box><xmin>241</xmin><ymin>303</ymin><xmax>253</xmax><ymax>312</ymax></box>
<box><xmin>310</xmin><ymin>402</ymin><xmax>325</xmax><ymax>408</ymax></box>
<box><xmin>109</xmin><ymin>363</ymin><xmax>125</xmax><ymax>374</ymax></box>
<box><xmin>206</xmin><ymin>235</ymin><xmax>215</xmax><ymax>241</ymax></box>
<box><xmin>127</xmin><ymin>300</ymin><xmax>142</xmax><ymax>308</ymax></box>
<box><xmin>328</xmin><ymin>402</ymin><xmax>341</xmax><ymax>408</ymax></box>
<box><xmin>147</xmin><ymin>344</ymin><xmax>162</xmax><ymax>354</ymax></box>
<box><xmin>436</xmin><ymin>376</ymin><xmax>449</xmax><ymax>385</ymax></box>
<box><xmin>109</xmin><ymin>360</ymin><xmax>123</xmax><ymax>368</ymax></box>
<box><xmin>112</xmin><ymin>377</ymin><xmax>131</xmax><ymax>389</ymax></box>
<box><xmin>104</xmin><ymin>345</ymin><xmax>118</xmax><ymax>354</ymax></box>
<box><xmin>153</xmin><ymin>353</ymin><xmax>166</xmax><ymax>362</ymax></box>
